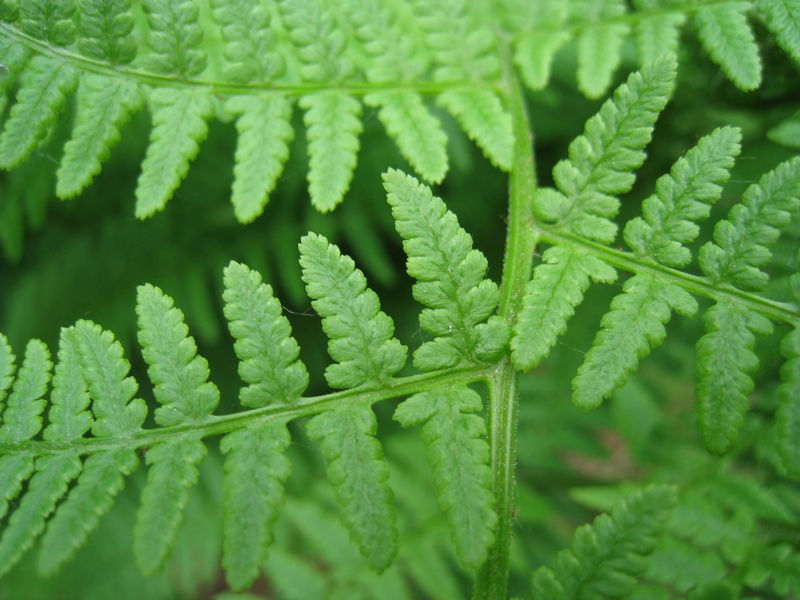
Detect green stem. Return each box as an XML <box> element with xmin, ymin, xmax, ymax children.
<box><xmin>473</xmin><ymin>50</ymin><xmax>538</xmax><ymax>599</ymax></box>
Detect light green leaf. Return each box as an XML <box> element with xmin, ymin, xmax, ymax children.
<box><xmin>141</xmin><ymin>0</ymin><xmax>207</xmax><ymax>76</ymax></box>
<box><xmin>135</xmin><ymin>88</ymin><xmax>214</xmax><ymax>219</ymax></box>
<box><xmin>634</xmin><ymin>12</ymin><xmax>686</xmax><ymax>66</ymax></box>
<box><xmin>0</xmin><ymin>340</ymin><xmax>51</xmax><ymax>444</ymax></box>
<box><xmin>394</xmin><ymin>387</ymin><xmax>495</xmax><ymax>570</ymax></box>
<box><xmin>575</xmin><ymin>0</ymin><xmax>629</xmax><ymax>99</ymax></box>
<box><xmin>76</xmin><ymin>0</ymin><xmax>137</xmax><ymax>65</ymax></box>
<box><xmin>221</xmin><ymin>423</ymin><xmax>291</xmax><ymax>590</ymax></box>
<box><xmin>227</xmin><ymin>94</ymin><xmax>294</xmax><ymax>223</ymax></box>
<box><xmin>0</xmin><ymin>456</ymin><xmax>34</xmax><ymax>523</ymax></box>
<box><xmin>307</xmin><ymin>406</ymin><xmax>397</xmax><ymax>572</ymax></box>
<box><xmin>134</xmin><ymin>438</ymin><xmax>207</xmax><ymax>575</ymax></box>
<box><xmin>223</xmin><ymin>261</ymin><xmax>308</xmax><ymax>407</ymax></box>
<box><xmin>0</xmin><ymin>333</ymin><xmax>14</xmax><ymax>410</ymax></box>
<box><xmin>778</xmin><ymin>325</ymin><xmax>800</xmax><ymax>478</ymax></box>
<box><xmin>300</xmin><ymin>93</ymin><xmax>362</xmax><ymax>213</ymax></box>
<box><xmin>299</xmin><ymin>232</ymin><xmax>406</xmax><ymax>388</ymax></box>
<box><xmin>43</xmin><ymin>327</ymin><xmax>92</xmax><ymax>443</ymax></box>
<box><xmin>20</xmin><ymin>0</ymin><xmax>75</xmax><ymax>45</ymax></box>
<box><xmin>511</xmin><ymin>1</ymin><xmax>569</xmax><ymax>90</ymax></box>
<box><xmin>757</xmin><ymin>0</ymin><xmax>800</xmax><ymax>64</ymax></box>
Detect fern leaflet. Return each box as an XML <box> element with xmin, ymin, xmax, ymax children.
<box><xmin>757</xmin><ymin>0</ymin><xmax>800</xmax><ymax>65</ymax></box>
<box><xmin>573</xmin><ymin>0</ymin><xmax>630</xmax><ymax>99</ymax></box>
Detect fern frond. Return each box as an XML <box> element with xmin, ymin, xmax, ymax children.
<box><xmin>757</xmin><ymin>0</ymin><xmax>800</xmax><ymax>65</ymax></box>
<box><xmin>141</xmin><ymin>0</ymin><xmax>207</xmax><ymax>76</ymax></box>
<box><xmin>75</xmin><ymin>0</ymin><xmax>137</xmax><ymax>65</ymax></box>
<box><xmin>136</xmin><ymin>283</ymin><xmax>220</xmax><ymax>426</ymax></box>
<box><xmin>72</xmin><ymin>319</ymin><xmax>147</xmax><ymax>437</ymax></box>
<box><xmin>538</xmin><ymin>53</ymin><xmax>677</xmax><ymax>243</ymax></box>
<box><xmin>0</xmin><ymin>56</ymin><xmax>77</xmax><ymax>170</ymax></box>
<box><xmin>573</xmin><ymin>0</ymin><xmax>630</xmax><ymax>99</ymax></box>
<box><xmin>134</xmin><ymin>438</ymin><xmax>206</xmax><ymax>575</ymax></box>
<box><xmin>530</xmin><ymin>484</ymin><xmax>676</xmax><ymax>599</ymax></box>
<box><xmin>300</xmin><ymin>93</ymin><xmax>362</xmax><ymax>213</ymax></box>
<box><xmin>694</xmin><ymin>2</ymin><xmax>761</xmax><ymax>91</ymax></box>
<box><xmin>299</xmin><ymin>232</ymin><xmax>406</xmax><ymax>388</ymax></box>
<box><xmin>383</xmin><ymin>169</ymin><xmax>510</xmax><ymax>370</ymax></box>
<box><xmin>694</xmin><ymin>158</ymin><xmax>800</xmax><ymax>453</ymax></box>
<box><xmin>514</xmin><ymin>57</ymin><xmax>676</xmax><ymax>371</ymax></box>
<box><xmin>221</xmin><ymin>423</ymin><xmax>291</xmax><ymax>590</ymax></box>
<box><xmin>223</xmin><ymin>261</ymin><xmax>308</xmax><ymax>406</ymax></box>
<box><xmin>56</xmin><ymin>76</ymin><xmax>145</xmax><ymax>199</ymax></box>
<box><xmin>624</xmin><ymin>126</ymin><xmax>741</xmax><ymax>267</ymax></box>
<box><xmin>0</xmin><ymin>340</ymin><xmax>51</xmax><ymax>444</ymax></box>
<box><xmin>306</xmin><ymin>407</ymin><xmax>398</xmax><ymax>572</ymax></box>
<box><xmin>570</xmin><ymin>127</ymin><xmax>741</xmax><ymax>407</ymax></box>
<box><xmin>135</xmin><ymin>88</ymin><xmax>215</xmax><ymax>219</ymax></box>
<box><xmin>696</xmin><ymin>301</ymin><xmax>774</xmax><ymax>454</ymax></box>
<box><xmin>394</xmin><ymin>386</ymin><xmax>495</xmax><ymax>570</ymax></box>
<box><xmin>210</xmin><ymin>0</ymin><xmax>283</xmax><ymax>84</ymax></box>
<box><xmin>19</xmin><ymin>0</ymin><xmax>75</xmax><ymax>45</ymax></box>
<box><xmin>226</xmin><ymin>94</ymin><xmax>294</xmax><ymax>223</ymax></box>
<box><xmin>573</xmin><ymin>274</ymin><xmax>698</xmax><ymax>408</ymax></box>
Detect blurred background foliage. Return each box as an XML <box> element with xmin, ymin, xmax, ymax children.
<box><xmin>1</xmin><ymin>26</ymin><xmax>800</xmax><ymax>599</ymax></box>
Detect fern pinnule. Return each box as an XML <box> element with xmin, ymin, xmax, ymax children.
<box><xmin>136</xmin><ymin>283</ymin><xmax>220</xmax><ymax>426</ymax></box>
<box><xmin>633</xmin><ymin>9</ymin><xmax>686</xmax><ymax>66</ymax></box>
<box><xmin>573</xmin><ymin>0</ymin><xmax>630</xmax><ymax>99</ymax></box>
<box><xmin>0</xmin><ymin>339</ymin><xmax>52</xmax><ymax>445</ymax></box>
<box><xmin>0</xmin><ymin>333</ymin><xmax>14</xmax><ymax>407</ymax></box>
<box><xmin>778</xmin><ymin>270</ymin><xmax>800</xmax><ymax>478</ymax></box>
<box><xmin>299</xmin><ymin>233</ymin><xmax>400</xmax><ymax>569</ymax></box>
<box><xmin>694</xmin><ymin>2</ymin><xmax>761</xmax><ymax>92</ymax></box>
<box><xmin>0</xmin><ymin>56</ymin><xmax>77</xmax><ymax>170</ymax></box>
<box><xmin>223</xmin><ymin>260</ymin><xmax>308</xmax><ymax>407</ymax></box>
<box><xmin>299</xmin><ymin>232</ymin><xmax>407</xmax><ymax>388</ymax></box>
<box><xmin>508</xmin><ymin>1</ymin><xmax>569</xmax><ymax>91</ymax></box>
<box><xmin>75</xmin><ymin>0</ymin><xmax>138</xmax><ymax>65</ymax></box>
<box><xmin>530</xmin><ymin>484</ymin><xmax>676</xmax><ymax>599</ymax></box>
<box><xmin>141</xmin><ymin>0</ymin><xmax>207</xmax><ymax>77</ymax></box>
<box><xmin>383</xmin><ymin>168</ymin><xmax>510</xmax><ymax>370</ymax></box>
<box><xmin>697</xmin><ymin>157</ymin><xmax>800</xmax><ymax>453</ymax></box>
<box><xmin>42</xmin><ymin>328</ymin><xmax>92</xmax><ymax>445</ymax></box>
<box><xmin>221</xmin><ymin>423</ymin><xmax>292</xmax><ymax>590</ymax></box>
<box><xmin>513</xmin><ymin>56</ymin><xmax>676</xmax><ymax>372</ymax></box>
<box><xmin>571</xmin><ymin>127</ymin><xmax>741</xmax><ymax>408</ymax></box>
<box><xmin>757</xmin><ymin>0</ymin><xmax>800</xmax><ymax>65</ymax></box>
<box><xmin>394</xmin><ymin>387</ymin><xmax>495</xmax><ymax>570</ymax></box>
<box><xmin>19</xmin><ymin>0</ymin><xmax>75</xmax><ymax>46</ymax></box>
<box><xmin>56</xmin><ymin>76</ymin><xmax>145</xmax><ymax>199</ymax></box>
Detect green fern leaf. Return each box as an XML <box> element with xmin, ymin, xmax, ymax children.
<box><xmin>512</xmin><ymin>247</ymin><xmax>617</xmax><ymax>371</ymax></box>
<box><xmin>757</xmin><ymin>0</ymin><xmax>800</xmax><ymax>65</ymax></box>
<box><xmin>768</xmin><ymin>109</ymin><xmax>800</xmax><ymax>149</ymax></box>
<box><xmin>72</xmin><ymin>319</ymin><xmax>147</xmax><ymax>438</ymax></box>
<box><xmin>42</xmin><ymin>328</ymin><xmax>92</xmax><ymax>444</ymax></box>
<box><xmin>573</xmin><ymin>0</ymin><xmax>630</xmax><ymax>99</ymax></box>
<box><xmin>394</xmin><ymin>387</ymin><xmax>495</xmax><ymax>570</ymax></box>
<box><xmin>38</xmin><ymin>448</ymin><xmax>138</xmax><ymax>575</ymax></box>
<box><xmin>539</xmin><ymin>54</ymin><xmax>677</xmax><ymax>243</ymax></box>
<box><xmin>0</xmin><ymin>340</ymin><xmax>51</xmax><ymax>444</ymax></box>
<box><xmin>222</xmin><ymin>261</ymin><xmax>308</xmax><ymax>407</ymax></box>
<box><xmin>56</xmin><ymin>76</ymin><xmax>145</xmax><ymax>199</ymax></box>
<box><xmin>306</xmin><ymin>406</ymin><xmax>398</xmax><ymax>572</ymax></box>
<box><xmin>300</xmin><ymin>93</ymin><xmax>363</xmax><ymax>213</ymax></box>
<box><xmin>134</xmin><ymin>438</ymin><xmax>206</xmax><ymax>574</ymax></box>
<box><xmin>75</xmin><ymin>0</ymin><xmax>137</xmax><ymax>65</ymax></box>
<box><xmin>437</xmin><ymin>90</ymin><xmax>513</xmax><ymax>172</ymax></box>
<box><xmin>135</xmin><ymin>88</ymin><xmax>215</xmax><ymax>219</ymax></box>
<box><xmin>299</xmin><ymin>232</ymin><xmax>406</xmax><ymax>388</ymax></box>
<box><xmin>0</xmin><ymin>456</ymin><xmax>34</xmax><ymax>523</ymax></box>
<box><xmin>510</xmin><ymin>1</ymin><xmax>569</xmax><ymax>91</ymax></box>
<box><xmin>383</xmin><ymin>169</ymin><xmax>510</xmax><ymax>370</ymax></box>
<box><xmin>365</xmin><ymin>92</ymin><xmax>448</xmax><ymax>184</ymax></box>
<box><xmin>19</xmin><ymin>0</ymin><xmax>75</xmax><ymax>45</ymax></box>
<box><xmin>0</xmin><ymin>333</ymin><xmax>14</xmax><ymax>408</ymax></box>
<box><xmin>573</xmin><ymin>274</ymin><xmax>698</xmax><ymax>408</ymax></box>
<box><xmin>141</xmin><ymin>0</ymin><xmax>207</xmax><ymax>76</ymax></box>
<box><xmin>0</xmin><ymin>455</ymin><xmax>82</xmax><ymax>579</ymax></box>
<box><xmin>530</xmin><ymin>484</ymin><xmax>676</xmax><ymax>599</ymax></box>
<box><xmin>624</xmin><ymin>126</ymin><xmax>741</xmax><ymax>267</ymax></box>
<box><xmin>700</xmin><ymin>157</ymin><xmax>800</xmax><ymax>290</ymax></box>
<box><xmin>634</xmin><ymin>10</ymin><xmax>686</xmax><ymax>66</ymax></box>
<box><xmin>694</xmin><ymin>2</ymin><xmax>761</xmax><ymax>91</ymax></box>
<box><xmin>0</xmin><ymin>56</ymin><xmax>77</xmax><ymax>170</ymax></box>
<box><xmin>696</xmin><ymin>301</ymin><xmax>774</xmax><ymax>454</ymax></box>
<box><xmin>210</xmin><ymin>0</ymin><xmax>283</xmax><ymax>84</ymax></box>
<box><xmin>136</xmin><ymin>283</ymin><xmax>220</xmax><ymax>426</ymax></box>
<box><xmin>221</xmin><ymin>423</ymin><xmax>291</xmax><ymax>590</ymax></box>
<box><xmin>226</xmin><ymin>94</ymin><xmax>294</xmax><ymax>223</ymax></box>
